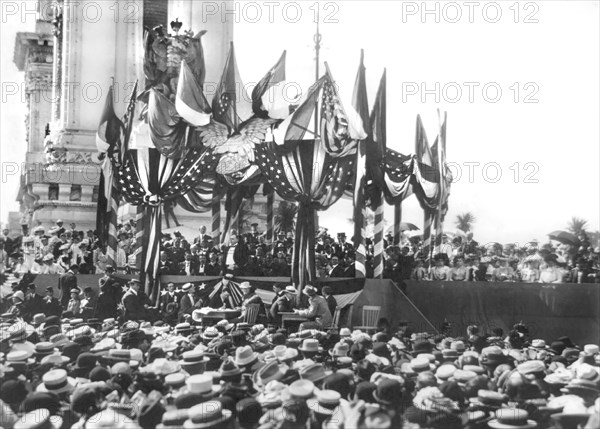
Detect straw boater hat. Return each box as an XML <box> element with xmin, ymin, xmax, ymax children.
<box><xmin>184</xmin><ymin>401</ymin><xmax>232</xmax><ymax>429</ymax></box>
<box><xmin>185</xmin><ymin>374</ymin><xmax>222</xmax><ymax>398</ymax></box>
<box><xmin>488</xmin><ymin>409</ymin><xmax>537</xmax><ymax>429</ymax></box>
<box><xmin>36</xmin><ymin>369</ymin><xmax>76</xmax><ymax>395</ymax></box>
<box><xmin>307</xmin><ymin>389</ymin><xmax>341</xmax><ymax>417</ymax></box>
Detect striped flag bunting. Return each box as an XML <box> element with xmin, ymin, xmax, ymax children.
<box><xmin>95</xmin><ymin>85</ymin><xmax>126</xmax><ymax>261</ymax></box>
<box><xmin>255</xmin><ymin>68</ymin><xmax>357</xmax><ymax>288</ymax></box>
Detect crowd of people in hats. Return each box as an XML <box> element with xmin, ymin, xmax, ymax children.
<box><xmin>1</xmin><ymin>290</ymin><xmax>599</xmax><ymax>429</ymax></box>
<box><xmin>2</xmin><ymin>221</ymin><xmax>599</xmax><ymax>284</ymax></box>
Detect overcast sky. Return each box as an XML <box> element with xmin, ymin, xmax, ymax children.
<box><xmin>2</xmin><ymin>1</ymin><xmax>599</xmax><ymax>245</ymax></box>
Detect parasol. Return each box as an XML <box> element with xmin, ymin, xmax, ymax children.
<box><xmin>400</xmin><ymin>222</ymin><xmax>420</xmax><ymax>232</ymax></box>
<box><xmin>547</xmin><ymin>231</ymin><xmax>580</xmax><ymax>246</ymax></box>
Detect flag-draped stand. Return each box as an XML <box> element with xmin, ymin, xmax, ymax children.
<box><xmin>96</xmin><ymin>32</ymin><xmax>452</xmax><ymax>289</ymax></box>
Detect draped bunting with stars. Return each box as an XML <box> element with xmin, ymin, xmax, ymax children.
<box><xmin>254</xmin><ymin>69</ymin><xmax>358</xmax><ymax>289</ymax></box>
<box><xmin>114</xmin><ymin>145</ymin><xmax>220</xmax><ymax>279</ymax></box>
<box><xmin>382</xmin><ymin>148</ymin><xmax>414</xmax><ymax>204</ymax></box>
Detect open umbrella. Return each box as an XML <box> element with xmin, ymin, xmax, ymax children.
<box><xmin>400</xmin><ymin>222</ymin><xmax>420</xmax><ymax>232</ymax></box>
<box><xmin>548</xmin><ymin>230</ymin><xmax>580</xmax><ymax>246</ymax></box>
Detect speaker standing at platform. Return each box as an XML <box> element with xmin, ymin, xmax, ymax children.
<box><xmin>122</xmin><ymin>279</ymin><xmax>154</xmax><ymax>321</ymax></box>
<box><xmin>58</xmin><ymin>265</ymin><xmax>78</xmax><ymax>308</ymax></box>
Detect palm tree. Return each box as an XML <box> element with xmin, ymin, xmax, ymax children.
<box><xmin>237</xmin><ymin>199</ymin><xmax>257</xmax><ymax>232</ymax></box>
<box><xmin>455</xmin><ymin>212</ymin><xmax>476</xmax><ymax>233</ymax></box>
<box><xmin>275</xmin><ymin>202</ymin><xmax>298</xmax><ymax>234</ymax></box>
<box><xmin>567</xmin><ymin>217</ymin><xmax>588</xmax><ymax>236</ymax></box>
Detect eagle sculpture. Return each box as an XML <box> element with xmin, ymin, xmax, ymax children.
<box><xmin>197</xmin><ymin>116</ymin><xmax>280</xmax><ymax>184</ymax></box>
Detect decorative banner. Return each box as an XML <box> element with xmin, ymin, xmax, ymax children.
<box><xmin>255</xmin><ymin>69</ymin><xmax>358</xmax><ymax>289</ymax></box>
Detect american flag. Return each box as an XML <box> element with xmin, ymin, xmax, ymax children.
<box><xmin>320</xmin><ymin>79</ymin><xmax>353</xmax><ymax>155</ymax></box>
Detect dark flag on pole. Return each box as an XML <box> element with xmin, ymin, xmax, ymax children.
<box><xmin>95</xmin><ymin>85</ymin><xmax>124</xmax><ymax>251</ymax></box>
<box><xmin>212</xmin><ymin>43</ymin><xmax>252</xmax><ymax>132</ymax></box>
<box><xmin>251</xmin><ymin>50</ymin><xmax>287</xmax><ymax>119</ymax></box>
<box><xmin>350</xmin><ymin>50</ymin><xmax>369</xmax><ymax>278</ymax></box>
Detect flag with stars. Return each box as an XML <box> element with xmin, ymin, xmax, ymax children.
<box><xmin>212</xmin><ymin>42</ymin><xmax>252</xmax><ymax>132</ymax></box>
<box><xmin>412</xmin><ymin>115</ymin><xmax>442</xmax><ymax>210</ymax></box>
<box><xmin>95</xmin><ymin>85</ymin><xmax>124</xmax><ymax>257</ymax></box>
<box><xmin>320</xmin><ymin>64</ymin><xmax>365</xmax><ymax>157</ymax></box>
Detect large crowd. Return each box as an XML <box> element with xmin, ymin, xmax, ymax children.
<box><xmin>0</xmin><ymin>284</ymin><xmax>599</xmax><ymax>429</ymax></box>
<box><xmin>2</xmin><ymin>220</ymin><xmax>599</xmax><ymax>284</ymax></box>
<box><xmin>1</xmin><ymin>221</ymin><xmax>599</xmax><ymax>429</ymax></box>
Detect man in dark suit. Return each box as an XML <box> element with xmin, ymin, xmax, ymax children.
<box><xmin>23</xmin><ymin>283</ymin><xmax>44</xmax><ymax>321</ymax></box>
<box><xmin>122</xmin><ymin>279</ymin><xmax>150</xmax><ymax>321</ymax></box>
<box><xmin>178</xmin><ymin>282</ymin><xmax>202</xmax><ymax>322</ymax></box>
<box><xmin>204</xmin><ymin>253</ymin><xmax>219</xmax><ymax>276</ymax></box>
<box><xmin>222</xmin><ymin>234</ymin><xmax>249</xmax><ymax>272</ymax></box>
<box><xmin>399</xmin><ymin>247</ymin><xmax>415</xmax><ymax>280</ymax></box>
<box><xmin>328</xmin><ymin>256</ymin><xmax>345</xmax><ymax>278</ymax></box>
<box><xmin>178</xmin><ymin>253</ymin><xmax>199</xmax><ymax>276</ymax></box>
<box><xmin>58</xmin><ymin>265</ymin><xmax>79</xmax><ymax>308</ymax></box>
<box><xmin>94</xmin><ymin>277</ymin><xmax>118</xmax><ymax>320</ymax></box>
<box><xmin>157</xmin><ymin>251</ymin><xmax>174</xmax><ymax>275</ymax></box>
<box><xmin>343</xmin><ymin>253</ymin><xmax>356</xmax><ymax>277</ymax></box>
<box><xmin>321</xmin><ymin>286</ymin><xmax>338</xmax><ymax>317</ymax></box>
<box><xmin>42</xmin><ymin>287</ymin><xmax>62</xmax><ymax>317</ymax></box>
<box><xmin>160</xmin><ymin>282</ymin><xmax>180</xmax><ymax>313</ymax></box>
<box><xmin>169</xmin><ymin>238</ymin><xmax>186</xmax><ymax>265</ymax></box>
<box><xmin>25</xmin><ymin>283</ymin><xmax>44</xmax><ymax>316</ymax></box>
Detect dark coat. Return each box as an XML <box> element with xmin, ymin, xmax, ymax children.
<box><xmin>23</xmin><ymin>293</ymin><xmax>44</xmax><ymax>321</ymax></box>
<box><xmin>94</xmin><ymin>291</ymin><xmax>118</xmax><ymax>320</ymax></box>
<box><xmin>178</xmin><ymin>260</ymin><xmax>199</xmax><ymax>276</ymax></box>
<box><xmin>328</xmin><ymin>265</ymin><xmax>346</xmax><ymax>278</ymax></box>
<box><xmin>58</xmin><ymin>271</ymin><xmax>77</xmax><ymax>307</ymax></box>
<box><xmin>42</xmin><ymin>297</ymin><xmax>62</xmax><ymax>317</ymax></box>
<box><xmin>178</xmin><ymin>293</ymin><xmax>202</xmax><ymax>320</ymax></box>
<box><xmin>122</xmin><ymin>290</ymin><xmax>147</xmax><ymax>321</ymax></box>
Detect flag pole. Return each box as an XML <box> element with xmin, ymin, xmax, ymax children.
<box><xmin>313</xmin><ymin>8</ymin><xmax>321</xmax><ymax>136</ymax></box>
<box><xmin>434</xmin><ymin>109</ymin><xmax>446</xmax><ymax>257</ymax></box>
